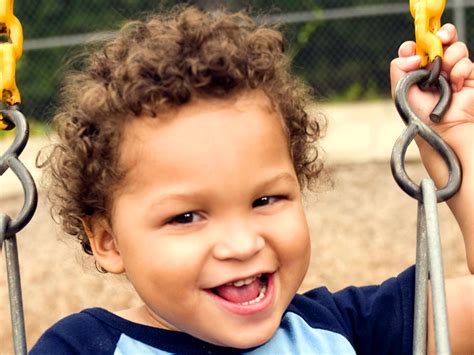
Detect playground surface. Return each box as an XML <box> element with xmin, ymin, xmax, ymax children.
<box><xmin>0</xmin><ymin>162</ymin><xmax>467</xmax><ymax>353</ymax></box>
<box><xmin>0</xmin><ymin>100</ymin><xmax>468</xmax><ymax>352</ymax></box>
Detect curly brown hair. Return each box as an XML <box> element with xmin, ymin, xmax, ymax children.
<box><xmin>40</xmin><ymin>6</ymin><xmax>325</xmax><ymax>257</ymax></box>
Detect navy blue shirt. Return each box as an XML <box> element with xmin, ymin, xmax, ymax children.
<box><xmin>30</xmin><ymin>266</ymin><xmax>415</xmax><ymax>354</ymax></box>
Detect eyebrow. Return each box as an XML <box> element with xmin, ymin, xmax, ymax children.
<box><xmin>146</xmin><ymin>189</ymin><xmax>209</xmax><ymax>208</ymax></box>
<box><xmin>146</xmin><ymin>171</ymin><xmax>298</xmax><ymax>209</ymax></box>
<box><xmin>254</xmin><ymin>172</ymin><xmax>298</xmax><ymax>192</ymax></box>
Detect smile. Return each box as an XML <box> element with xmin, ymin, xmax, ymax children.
<box><xmin>206</xmin><ymin>273</ymin><xmax>275</xmax><ymax>315</ymax></box>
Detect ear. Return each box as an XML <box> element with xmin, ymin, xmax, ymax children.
<box><xmin>82</xmin><ymin>216</ymin><xmax>125</xmax><ymax>274</ymax></box>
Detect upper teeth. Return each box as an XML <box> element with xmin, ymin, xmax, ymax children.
<box><xmin>228</xmin><ymin>274</ymin><xmax>261</xmax><ymax>287</ymax></box>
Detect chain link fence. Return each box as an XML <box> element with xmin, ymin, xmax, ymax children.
<box><xmin>14</xmin><ymin>0</ymin><xmax>474</xmax><ymax>121</ymax></box>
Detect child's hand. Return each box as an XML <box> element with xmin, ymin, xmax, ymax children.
<box><xmin>390</xmin><ymin>23</ymin><xmax>473</xmax><ymax>147</ymax></box>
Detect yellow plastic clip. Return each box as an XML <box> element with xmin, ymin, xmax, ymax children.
<box><xmin>0</xmin><ymin>0</ymin><xmax>23</xmax><ymax>130</ymax></box>
<box><xmin>410</xmin><ymin>0</ymin><xmax>445</xmax><ymax>68</ymax></box>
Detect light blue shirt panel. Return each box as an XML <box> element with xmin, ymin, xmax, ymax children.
<box><xmin>114</xmin><ymin>312</ymin><xmax>355</xmax><ymax>354</ymax></box>
<box><xmin>244</xmin><ymin>312</ymin><xmax>355</xmax><ymax>354</ymax></box>
<box><xmin>115</xmin><ymin>334</ymin><xmax>170</xmax><ymax>355</ymax></box>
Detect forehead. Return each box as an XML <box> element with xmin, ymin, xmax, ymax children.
<box><xmin>117</xmin><ymin>91</ymin><xmax>293</xmax><ymax>193</ymax></box>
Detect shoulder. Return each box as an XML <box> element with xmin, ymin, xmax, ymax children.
<box><xmin>286</xmin><ymin>266</ymin><xmax>416</xmax><ymax>355</ymax></box>
<box><xmin>29</xmin><ymin>307</ymin><xmax>208</xmax><ymax>354</ymax></box>
<box><xmin>29</xmin><ymin>308</ymin><xmax>122</xmax><ymax>355</ymax></box>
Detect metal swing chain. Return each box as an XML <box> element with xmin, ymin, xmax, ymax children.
<box><xmin>0</xmin><ymin>1</ymin><xmax>37</xmax><ymax>354</ymax></box>
<box><xmin>391</xmin><ymin>1</ymin><xmax>460</xmax><ymax>354</ymax></box>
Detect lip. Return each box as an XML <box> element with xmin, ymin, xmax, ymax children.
<box><xmin>205</xmin><ymin>273</ymin><xmax>275</xmax><ymax>316</ymax></box>
<box><xmin>207</xmin><ymin>269</ymin><xmax>274</xmax><ymax>288</ymax></box>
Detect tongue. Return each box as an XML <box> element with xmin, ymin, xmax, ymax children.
<box><xmin>214</xmin><ymin>279</ymin><xmax>260</xmax><ymax>303</ymax></box>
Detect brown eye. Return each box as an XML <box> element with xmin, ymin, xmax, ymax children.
<box><xmin>170</xmin><ymin>212</ymin><xmax>199</xmax><ymax>224</ymax></box>
<box><xmin>252</xmin><ymin>196</ymin><xmax>283</xmax><ymax>208</ymax></box>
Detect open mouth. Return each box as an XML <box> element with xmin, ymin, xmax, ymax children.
<box><xmin>206</xmin><ymin>273</ymin><xmax>273</xmax><ymax>315</ymax></box>
<box><xmin>211</xmin><ymin>274</ymin><xmax>268</xmax><ymax>305</ymax></box>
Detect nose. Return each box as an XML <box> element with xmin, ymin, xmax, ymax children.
<box><xmin>212</xmin><ymin>221</ymin><xmax>265</xmax><ymax>261</ymax></box>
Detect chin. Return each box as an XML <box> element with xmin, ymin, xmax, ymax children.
<box><xmin>211</xmin><ymin>320</ymin><xmax>278</xmax><ymax>350</ymax></box>
<box><xmin>218</xmin><ymin>335</ymin><xmax>272</xmax><ymax>350</ymax></box>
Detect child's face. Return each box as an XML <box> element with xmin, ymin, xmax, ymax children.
<box><xmin>103</xmin><ymin>91</ymin><xmax>310</xmax><ymax>348</ymax></box>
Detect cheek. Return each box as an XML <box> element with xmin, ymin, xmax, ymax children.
<box><xmin>269</xmin><ymin>208</ymin><xmax>311</xmax><ymax>299</ymax></box>
<box><xmin>120</xmin><ymin>234</ymin><xmax>210</xmax><ymax>291</ymax></box>
<box><xmin>282</xmin><ymin>210</ymin><xmax>311</xmax><ymax>273</ymax></box>
<box><xmin>276</xmin><ymin>209</ymin><xmax>311</xmax><ymax>259</ymax></box>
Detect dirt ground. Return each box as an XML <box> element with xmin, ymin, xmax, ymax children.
<box><xmin>0</xmin><ymin>162</ymin><xmax>468</xmax><ymax>354</ymax></box>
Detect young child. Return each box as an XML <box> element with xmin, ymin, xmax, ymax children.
<box><xmin>30</xmin><ymin>6</ymin><xmax>473</xmax><ymax>354</ymax></box>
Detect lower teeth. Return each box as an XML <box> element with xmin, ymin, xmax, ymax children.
<box><xmin>240</xmin><ymin>284</ymin><xmax>267</xmax><ymax>305</ymax></box>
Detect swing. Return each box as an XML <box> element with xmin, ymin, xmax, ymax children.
<box><xmin>0</xmin><ymin>1</ymin><xmax>460</xmax><ymax>354</ymax></box>
<box><xmin>391</xmin><ymin>2</ymin><xmax>460</xmax><ymax>354</ymax></box>
<box><xmin>0</xmin><ymin>1</ymin><xmax>38</xmax><ymax>354</ymax></box>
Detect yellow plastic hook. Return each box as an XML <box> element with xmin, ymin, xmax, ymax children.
<box><xmin>0</xmin><ymin>0</ymin><xmax>23</xmax><ymax>129</ymax></box>
<box><xmin>410</xmin><ymin>0</ymin><xmax>445</xmax><ymax>68</ymax></box>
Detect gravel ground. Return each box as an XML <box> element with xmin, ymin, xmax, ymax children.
<box><xmin>0</xmin><ymin>162</ymin><xmax>468</xmax><ymax>353</ymax></box>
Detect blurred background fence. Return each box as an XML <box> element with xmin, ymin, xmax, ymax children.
<box><xmin>15</xmin><ymin>0</ymin><xmax>474</xmax><ymax>122</ymax></box>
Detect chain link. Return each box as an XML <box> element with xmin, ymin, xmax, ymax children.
<box><xmin>410</xmin><ymin>0</ymin><xmax>446</xmax><ymax>68</ymax></box>
<box><xmin>0</xmin><ymin>109</ymin><xmax>38</xmax><ymax>235</ymax></box>
<box><xmin>391</xmin><ymin>68</ymin><xmax>460</xmax><ymax>202</ymax></box>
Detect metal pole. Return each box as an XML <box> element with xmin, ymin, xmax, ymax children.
<box><xmin>413</xmin><ymin>201</ymin><xmax>428</xmax><ymax>355</ymax></box>
<box><xmin>5</xmin><ymin>235</ymin><xmax>27</xmax><ymax>355</ymax></box>
<box><xmin>422</xmin><ymin>179</ymin><xmax>451</xmax><ymax>354</ymax></box>
<box><xmin>1</xmin><ymin>213</ymin><xmax>27</xmax><ymax>355</ymax></box>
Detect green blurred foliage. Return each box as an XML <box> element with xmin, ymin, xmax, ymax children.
<box><xmin>11</xmin><ymin>1</ymin><xmax>474</xmax><ymax>121</ymax></box>
<box><xmin>17</xmin><ymin>0</ymin><xmax>177</xmax><ymax>37</ymax></box>
<box><xmin>288</xmin><ymin>14</ymin><xmax>413</xmax><ymax>101</ymax></box>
